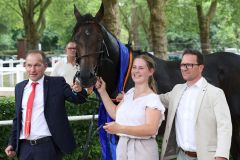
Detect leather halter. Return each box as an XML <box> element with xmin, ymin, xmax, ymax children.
<box><xmin>73</xmin><ymin>21</ymin><xmax>110</xmax><ymax>77</ymax></box>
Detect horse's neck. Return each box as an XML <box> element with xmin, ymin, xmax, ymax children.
<box><xmin>100</xmin><ymin>27</ymin><xmax>121</xmax><ymax>98</ymax></box>
<box><xmin>101</xmin><ymin>26</ymin><xmax>119</xmax><ymax>62</ymax></box>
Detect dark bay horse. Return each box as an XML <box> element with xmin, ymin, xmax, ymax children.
<box><xmin>72</xmin><ymin>4</ymin><xmax>240</xmax><ymax>160</ymax></box>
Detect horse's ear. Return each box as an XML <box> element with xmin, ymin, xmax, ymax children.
<box><xmin>74</xmin><ymin>4</ymin><xmax>82</xmax><ymax>20</ymax></box>
<box><xmin>95</xmin><ymin>3</ymin><xmax>104</xmax><ymax>22</ymax></box>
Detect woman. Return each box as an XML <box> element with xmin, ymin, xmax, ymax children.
<box><xmin>95</xmin><ymin>54</ymin><xmax>165</xmax><ymax>160</ymax></box>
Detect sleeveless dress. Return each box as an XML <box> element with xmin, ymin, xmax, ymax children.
<box><xmin>115</xmin><ymin>88</ymin><xmax>165</xmax><ymax>160</ymax></box>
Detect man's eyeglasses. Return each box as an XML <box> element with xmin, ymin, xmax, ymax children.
<box><xmin>180</xmin><ymin>63</ymin><xmax>200</xmax><ymax>69</ymax></box>
<box><xmin>67</xmin><ymin>47</ymin><xmax>76</xmax><ymax>50</ymax></box>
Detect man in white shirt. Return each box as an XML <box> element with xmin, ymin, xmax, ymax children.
<box><xmin>160</xmin><ymin>49</ymin><xmax>232</xmax><ymax>160</ymax></box>
<box><xmin>51</xmin><ymin>41</ymin><xmax>78</xmax><ymax>85</ymax></box>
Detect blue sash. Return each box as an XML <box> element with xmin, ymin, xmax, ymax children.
<box><xmin>98</xmin><ymin>40</ymin><xmax>129</xmax><ymax>160</ymax></box>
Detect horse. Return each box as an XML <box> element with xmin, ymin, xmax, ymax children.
<box><xmin>72</xmin><ymin>4</ymin><xmax>240</xmax><ymax>160</ymax></box>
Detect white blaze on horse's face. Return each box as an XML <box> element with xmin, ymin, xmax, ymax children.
<box><xmin>131</xmin><ymin>58</ymin><xmax>154</xmax><ymax>85</ymax></box>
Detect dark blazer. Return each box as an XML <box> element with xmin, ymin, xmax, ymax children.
<box><xmin>9</xmin><ymin>75</ymin><xmax>87</xmax><ymax>155</ymax></box>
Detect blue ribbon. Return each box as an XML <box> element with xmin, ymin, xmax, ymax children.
<box><xmin>98</xmin><ymin>40</ymin><xmax>129</xmax><ymax>160</ymax></box>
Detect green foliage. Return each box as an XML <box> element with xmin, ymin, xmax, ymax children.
<box><xmin>40</xmin><ymin>29</ymin><xmax>59</xmax><ymax>51</ymax></box>
<box><xmin>0</xmin><ymin>97</ymin><xmax>15</xmax><ymax>159</ymax></box>
<box><xmin>11</xmin><ymin>29</ymin><xmax>25</xmax><ymax>42</ymax></box>
<box><xmin>0</xmin><ymin>97</ymin><xmax>15</xmax><ymax>120</ymax></box>
<box><xmin>0</xmin><ymin>50</ymin><xmax>17</xmax><ymax>56</ymax></box>
<box><xmin>0</xmin><ymin>0</ymin><xmax>240</xmax><ymax>54</ymax></box>
<box><xmin>46</xmin><ymin>0</ymin><xmax>101</xmax><ymax>46</ymax></box>
<box><xmin>210</xmin><ymin>1</ymin><xmax>240</xmax><ymax>50</ymax></box>
<box><xmin>0</xmin><ymin>1</ymin><xmax>22</xmax><ymax>32</ymax></box>
<box><xmin>166</xmin><ymin>0</ymin><xmax>200</xmax><ymax>51</ymax></box>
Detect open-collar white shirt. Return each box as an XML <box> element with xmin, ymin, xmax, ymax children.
<box><xmin>175</xmin><ymin>77</ymin><xmax>204</xmax><ymax>151</ymax></box>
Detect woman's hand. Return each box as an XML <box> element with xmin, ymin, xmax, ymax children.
<box><xmin>115</xmin><ymin>91</ymin><xmax>125</xmax><ymax>102</ymax></box>
<box><xmin>95</xmin><ymin>77</ymin><xmax>106</xmax><ymax>94</ymax></box>
<box><xmin>103</xmin><ymin>122</ymin><xmax>122</xmax><ymax>134</ymax></box>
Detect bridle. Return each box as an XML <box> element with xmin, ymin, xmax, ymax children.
<box><xmin>75</xmin><ymin>41</ymin><xmax>109</xmax><ymax>77</ymax></box>
<box><xmin>73</xmin><ymin>21</ymin><xmax>110</xmax><ymax>78</ymax></box>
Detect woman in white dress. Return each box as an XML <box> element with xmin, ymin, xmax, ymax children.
<box><xmin>95</xmin><ymin>54</ymin><xmax>165</xmax><ymax>160</ymax></box>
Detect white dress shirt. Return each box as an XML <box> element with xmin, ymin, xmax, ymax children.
<box><xmin>20</xmin><ymin>76</ymin><xmax>52</xmax><ymax>140</ymax></box>
<box><xmin>175</xmin><ymin>77</ymin><xmax>203</xmax><ymax>151</ymax></box>
<box><xmin>50</xmin><ymin>60</ymin><xmax>77</xmax><ymax>86</ymax></box>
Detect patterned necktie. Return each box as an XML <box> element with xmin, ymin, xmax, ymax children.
<box><xmin>24</xmin><ymin>82</ymin><xmax>38</xmax><ymax>139</ymax></box>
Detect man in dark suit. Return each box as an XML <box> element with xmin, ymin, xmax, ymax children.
<box><xmin>5</xmin><ymin>50</ymin><xmax>87</xmax><ymax>160</ymax></box>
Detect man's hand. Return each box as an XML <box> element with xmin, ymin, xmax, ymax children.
<box><xmin>72</xmin><ymin>81</ymin><xmax>82</xmax><ymax>93</ymax></box>
<box><xmin>5</xmin><ymin>145</ymin><xmax>16</xmax><ymax>158</ymax></box>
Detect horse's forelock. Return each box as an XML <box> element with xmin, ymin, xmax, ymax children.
<box><xmin>79</xmin><ymin>14</ymin><xmax>95</xmax><ymax>22</ymax></box>
<box><xmin>72</xmin><ymin>14</ymin><xmax>100</xmax><ymax>38</ymax></box>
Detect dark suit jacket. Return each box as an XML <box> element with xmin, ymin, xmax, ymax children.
<box><xmin>9</xmin><ymin>75</ymin><xmax>87</xmax><ymax>155</ymax></box>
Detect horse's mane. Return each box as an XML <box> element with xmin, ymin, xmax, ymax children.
<box><xmin>72</xmin><ymin>14</ymin><xmax>96</xmax><ymax>37</ymax></box>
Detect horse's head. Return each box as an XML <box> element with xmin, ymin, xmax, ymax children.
<box><xmin>72</xmin><ymin>4</ymin><xmax>105</xmax><ymax>88</ymax></box>
<box><xmin>72</xmin><ymin>4</ymin><xmax>120</xmax><ymax>98</ymax></box>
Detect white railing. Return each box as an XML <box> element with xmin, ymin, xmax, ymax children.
<box><xmin>0</xmin><ymin>66</ymin><xmax>53</xmax><ymax>86</ymax></box>
<box><xmin>0</xmin><ymin>59</ymin><xmax>55</xmax><ymax>96</ymax></box>
<box><xmin>0</xmin><ymin>59</ymin><xmax>25</xmax><ymax>68</ymax></box>
<box><xmin>0</xmin><ymin>115</ymin><xmax>98</xmax><ymax>126</ymax></box>
<box><xmin>0</xmin><ymin>59</ymin><xmax>25</xmax><ymax>87</ymax></box>
<box><xmin>0</xmin><ymin>66</ymin><xmax>53</xmax><ymax>96</ymax></box>
<box><xmin>0</xmin><ymin>56</ymin><xmax>66</xmax><ymax>87</ymax></box>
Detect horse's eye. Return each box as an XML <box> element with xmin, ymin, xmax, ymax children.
<box><xmin>74</xmin><ymin>38</ymin><xmax>79</xmax><ymax>43</ymax></box>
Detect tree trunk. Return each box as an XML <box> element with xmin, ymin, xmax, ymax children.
<box><xmin>102</xmin><ymin>0</ymin><xmax>120</xmax><ymax>37</ymax></box>
<box><xmin>130</xmin><ymin>0</ymin><xmax>141</xmax><ymax>50</ymax></box>
<box><xmin>18</xmin><ymin>0</ymin><xmax>51</xmax><ymax>50</ymax></box>
<box><xmin>147</xmin><ymin>0</ymin><xmax>167</xmax><ymax>59</ymax></box>
<box><xmin>196</xmin><ymin>0</ymin><xmax>217</xmax><ymax>54</ymax></box>
<box><xmin>137</xmin><ymin>6</ymin><xmax>151</xmax><ymax>51</ymax></box>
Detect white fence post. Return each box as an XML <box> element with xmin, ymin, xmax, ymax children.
<box><xmin>0</xmin><ymin>115</ymin><xmax>98</xmax><ymax>126</ymax></box>
<box><xmin>16</xmin><ymin>64</ymin><xmax>24</xmax><ymax>83</ymax></box>
<box><xmin>9</xmin><ymin>59</ymin><xmax>14</xmax><ymax>86</ymax></box>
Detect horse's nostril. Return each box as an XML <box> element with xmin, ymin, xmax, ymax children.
<box><xmin>77</xmin><ymin>70</ymin><xmax>97</xmax><ymax>88</ymax></box>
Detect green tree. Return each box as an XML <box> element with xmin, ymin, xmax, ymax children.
<box><xmin>0</xmin><ymin>1</ymin><xmax>22</xmax><ymax>50</ymax></box>
<box><xmin>46</xmin><ymin>0</ymin><xmax>101</xmax><ymax>47</ymax></box>
<box><xmin>19</xmin><ymin>0</ymin><xmax>52</xmax><ymax>49</ymax></box>
<box><xmin>166</xmin><ymin>0</ymin><xmax>199</xmax><ymax>51</ymax></box>
<box><xmin>196</xmin><ymin>0</ymin><xmax>217</xmax><ymax>54</ymax></box>
<box><xmin>102</xmin><ymin>0</ymin><xmax>120</xmax><ymax>37</ymax></box>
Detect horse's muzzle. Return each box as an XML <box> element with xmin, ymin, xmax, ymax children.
<box><xmin>75</xmin><ymin>71</ymin><xmax>97</xmax><ymax>88</ymax></box>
